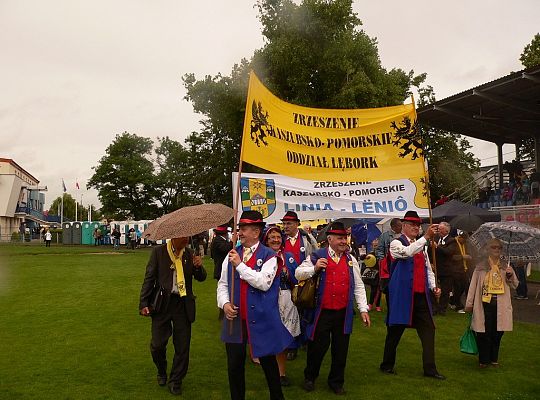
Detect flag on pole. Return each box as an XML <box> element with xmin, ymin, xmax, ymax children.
<box><xmin>62</xmin><ymin>179</ymin><xmax>67</xmax><ymax>192</ymax></box>
<box><xmin>76</xmin><ymin>181</ymin><xmax>80</xmax><ymax>190</ymax></box>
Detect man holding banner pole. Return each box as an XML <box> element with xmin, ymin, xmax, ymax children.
<box><xmin>379</xmin><ymin>211</ymin><xmax>445</xmax><ymax>380</ymax></box>
<box><xmin>217</xmin><ymin>210</ymin><xmax>293</xmax><ymax>400</ymax></box>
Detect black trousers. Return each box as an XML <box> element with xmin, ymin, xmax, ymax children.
<box><xmin>305</xmin><ymin>308</ymin><xmax>350</xmax><ymax>391</ymax></box>
<box><xmin>150</xmin><ymin>295</ymin><xmax>191</xmax><ymax>384</ymax></box>
<box><xmin>437</xmin><ymin>275</ymin><xmax>453</xmax><ymax>313</ymax></box>
<box><xmin>449</xmin><ymin>273</ymin><xmax>468</xmax><ymax>310</ymax></box>
<box><xmin>380</xmin><ymin>293</ymin><xmax>437</xmax><ymax>375</ymax></box>
<box><xmin>475</xmin><ymin>298</ymin><xmax>504</xmax><ymax>364</ymax></box>
<box><xmin>225</xmin><ymin>321</ymin><xmax>283</xmax><ymax>400</ymax></box>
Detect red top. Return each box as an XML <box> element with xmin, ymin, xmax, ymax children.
<box><xmin>283</xmin><ymin>236</ymin><xmax>301</xmax><ymax>264</ymax></box>
<box><xmin>240</xmin><ymin>249</ymin><xmax>258</xmax><ymax>320</ymax></box>
<box><xmin>412</xmin><ymin>251</ymin><xmax>426</xmax><ymax>293</ymax></box>
<box><xmin>321</xmin><ymin>254</ymin><xmax>350</xmax><ymax>310</ymax></box>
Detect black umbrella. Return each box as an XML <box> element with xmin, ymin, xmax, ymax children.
<box><xmin>428</xmin><ymin>199</ymin><xmax>501</xmax><ymax>223</ymax></box>
<box><xmin>316</xmin><ymin>218</ymin><xmax>364</xmax><ymax>242</ymax></box>
<box><xmin>449</xmin><ymin>214</ymin><xmax>484</xmax><ymax>233</ymax></box>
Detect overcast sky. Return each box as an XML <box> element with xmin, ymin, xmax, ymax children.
<box><xmin>1</xmin><ymin>0</ymin><xmax>539</xmax><ymax>211</ymax></box>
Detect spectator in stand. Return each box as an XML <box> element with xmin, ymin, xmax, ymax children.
<box><xmin>529</xmin><ymin>168</ymin><xmax>540</xmax><ymax>198</ymax></box>
<box><xmin>434</xmin><ymin>194</ymin><xmax>448</xmax><ymax>207</ymax></box>
<box><xmin>513</xmin><ymin>182</ymin><xmax>528</xmax><ymax>205</ymax></box>
<box><xmin>501</xmin><ymin>184</ymin><xmax>513</xmax><ymax>203</ymax></box>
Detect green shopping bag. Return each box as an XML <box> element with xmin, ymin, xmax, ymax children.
<box><xmin>460</xmin><ymin>314</ymin><xmax>478</xmax><ymax>355</ymax></box>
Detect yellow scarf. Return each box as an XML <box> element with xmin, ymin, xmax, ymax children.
<box><xmin>482</xmin><ymin>257</ymin><xmax>505</xmax><ymax>303</ymax></box>
<box><xmin>456</xmin><ymin>240</ymin><xmax>468</xmax><ymax>272</ymax></box>
<box><xmin>167</xmin><ymin>241</ymin><xmax>187</xmax><ymax>297</ymax></box>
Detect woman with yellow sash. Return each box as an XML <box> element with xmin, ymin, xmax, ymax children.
<box><xmin>465</xmin><ymin>238</ymin><xmax>519</xmax><ymax>368</ymax></box>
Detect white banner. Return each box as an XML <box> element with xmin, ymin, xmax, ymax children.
<box><xmin>233</xmin><ymin>173</ymin><xmax>428</xmax><ymax>224</ymax></box>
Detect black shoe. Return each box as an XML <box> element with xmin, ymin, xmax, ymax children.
<box><xmin>157</xmin><ymin>374</ymin><xmax>167</xmax><ymax>386</ymax></box>
<box><xmin>303</xmin><ymin>379</ymin><xmax>315</xmax><ymax>392</ymax></box>
<box><xmin>424</xmin><ymin>373</ymin><xmax>446</xmax><ymax>380</ymax></box>
<box><xmin>332</xmin><ymin>387</ymin><xmax>346</xmax><ymax>395</ymax></box>
<box><xmin>280</xmin><ymin>376</ymin><xmax>291</xmax><ymax>386</ymax></box>
<box><xmin>168</xmin><ymin>382</ymin><xmax>182</xmax><ymax>395</ymax></box>
<box><xmin>380</xmin><ymin>367</ymin><xmax>397</xmax><ymax>375</ymax></box>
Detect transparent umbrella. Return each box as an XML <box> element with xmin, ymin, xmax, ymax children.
<box><xmin>470</xmin><ymin>221</ymin><xmax>540</xmax><ymax>261</ymax></box>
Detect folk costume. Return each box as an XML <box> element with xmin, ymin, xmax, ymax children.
<box><xmin>139</xmin><ymin>242</ymin><xmax>207</xmax><ymax>392</ymax></box>
<box><xmin>380</xmin><ymin>211</ymin><xmax>443</xmax><ymax>379</ymax></box>
<box><xmin>295</xmin><ymin>222</ymin><xmax>368</xmax><ymax>394</ymax></box>
<box><xmin>282</xmin><ymin>211</ymin><xmax>317</xmax><ymax>264</ymax></box>
<box><xmin>217</xmin><ymin>211</ymin><xmax>292</xmax><ymax>400</ymax></box>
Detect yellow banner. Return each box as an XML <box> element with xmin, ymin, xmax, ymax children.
<box><xmin>242</xmin><ymin>71</ymin><xmax>427</xmax><ymax>184</ymax></box>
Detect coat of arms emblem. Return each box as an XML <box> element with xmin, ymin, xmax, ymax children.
<box><xmin>240</xmin><ymin>178</ymin><xmax>276</xmax><ymax>218</ymax></box>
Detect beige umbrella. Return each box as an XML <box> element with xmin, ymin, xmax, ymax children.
<box><xmin>143</xmin><ymin>203</ymin><xmax>234</xmax><ymax>240</ymax></box>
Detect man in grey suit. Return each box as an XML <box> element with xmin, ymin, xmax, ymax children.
<box><xmin>139</xmin><ymin>237</ymin><xmax>207</xmax><ymax>395</ymax></box>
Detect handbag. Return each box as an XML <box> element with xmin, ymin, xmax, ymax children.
<box><xmin>292</xmin><ymin>274</ymin><xmax>320</xmax><ymax>310</ymax></box>
<box><xmin>361</xmin><ymin>267</ymin><xmax>379</xmax><ymax>285</ymax></box>
<box><xmin>459</xmin><ymin>314</ymin><xmax>478</xmax><ymax>355</ymax></box>
<box><xmin>150</xmin><ymin>283</ymin><xmax>165</xmax><ymax>314</ymax></box>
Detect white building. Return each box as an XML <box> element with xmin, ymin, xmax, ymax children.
<box><xmin>0</xmin><ymin>158</ymin><xmax>48</xmax><ymax>240</ymax></box>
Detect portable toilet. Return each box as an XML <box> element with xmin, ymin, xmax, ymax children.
<box><xmin>119</xmin><ymin>223</ymin><xmax>128</xmax><ymax>245</ymax></box>
<box><xmin>72</xmin><ymin>222</ymin><xmax>82</xmax><ymax>245</ymax></box>
<box><xmin>82</xmin><ymin>222</ymin><xmax>97</xmax><ymax>245</ymax></box>
<box><xmin>62</xmin><ymin>222</ymin><xmax>72</xmax><ymax>244</ymax></box>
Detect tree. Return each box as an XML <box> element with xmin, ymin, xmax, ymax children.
<box><xmin>154</xmin><ymin>136</ymin><xmax>201</xmax><ymax>213</ymax></box>
<box><xmin>48</xmin><ymin>194</ymin><xmax>76</xmax><ymax>221</ymax></box>
<box><xmin>415</xmin><ymin>85</ymin><xmax>480</xmax><ymax>204</ymax></box>
<box><xmin>520</xmin><ymin>33</ymin><xmax>540</xmax><ymax>69</ymax></box>
<box><xmin>87</xmin><ymin>132</ymin><xmax>158</xmax><ymax>220</ymax></box>
<box><xmin>184</xmin><ymin>0</ymin><xmax>422</xmax><ymax>204</ymax></box>
<box><xmin>48</xmin><ymin>195</ymin><xmax>103</xmax><ymax>221</ymax></box>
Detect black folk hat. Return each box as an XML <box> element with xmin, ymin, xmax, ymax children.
<box><xmin>401</xmin><ymin>210</ymin><xmax>422</xmax><ymax>225</ymax></box>
<box><xmin>238</xmin><ymin>210</ymin><xmax>266</xmax><ymax>228</ymax></box>
<box><xmin>326</xmin><ymin>221</ymin><xmax>347</xmax><ymax>236</ymax></box>
<box><xmin>281</xmin><ymin>211</ymin><xmax>300</xmax><ymax>222</ymax></box>
<box><xmin>214</xmin><ymin>224</ymin><xmax>229</xmax><ymax>234</ymax></box>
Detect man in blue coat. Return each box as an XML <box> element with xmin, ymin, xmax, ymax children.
<box><xmin>217</xmin><ymin>210</ymin><xmax>293</xmax><ymax>400</ymax></box>
<box><xmin>379</xmin><ymin>211</ymin><xmax>445</xmax><ymax>380</ymax></box>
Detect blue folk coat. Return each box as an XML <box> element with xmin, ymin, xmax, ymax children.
<box><xmin>386</xmin><ymin>235</ymin><xmax>434</xmax><ymax>326</ymax></box>
<box><xmin>221</xmin><ymin>244</ymin><xmax>293</xmax><ymax>357</ymax></box>
<box><xmin>304</xmin><ymin>248</ymin><xmax>356</xmax><ymax>340</ymax></box>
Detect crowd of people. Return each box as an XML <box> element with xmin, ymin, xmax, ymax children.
<box><xmin>138</xmin><ymin>210</ymin><xmax>524</xmax><ymax>398</ymax></box>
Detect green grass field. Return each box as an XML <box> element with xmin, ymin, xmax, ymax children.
<box><xmin>1</xmin><ymin>243</ymin><xmax>539</xmax><ymax>400</ymax></box>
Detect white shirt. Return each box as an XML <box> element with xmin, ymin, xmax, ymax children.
<box><xmin>389</xmin><ymin>236</ymin><xmax>436</xmax><ymax>290</ymax></box>
<box><xmin>216</xmin><ymin>241</ymin><xmax>278</xmax><ymax>309</ymax></box>
<box><xmin>295</xmin><ymin>248</ymin><xmax>369</xmax><ymax>313</ymax></box>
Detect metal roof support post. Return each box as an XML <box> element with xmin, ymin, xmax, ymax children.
<box><xmin>515</xmin><ymin>140</ymin><xmax>521</xmax><ymax>161</ymax></box>
<box><xmin>497</xmin><ymin>142</ymin><xmax>504</xmax><ymax>190</ymax></box>
<box><xmin>535</xmin><ymin>135</ymin><xmax>540</xmax><ymax>171</ymax></box>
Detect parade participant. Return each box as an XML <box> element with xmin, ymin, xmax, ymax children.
<box><xmin>211</xmin><ymin>225</ymin><xmax>233</xmax><ymax>320</ymax></box>
<box><xmin>434</xmin><ymin>221</ymin><xmax>455</xmax><ymax>315</ymax></box>
<box><xmin>282</xmin><ymin>211</ymin><xmax>317</xmax><ymax>264</ymax></box>
<box><xmin>217</xmin><ymin>210</ymin><xmax>292</xmax><ymax>400</ymax></box>
<box><xmin>211</xmin><ymin>225</ymin><xmax>233</xmax><ymax>280</ymax></box>
<box><xmin>296</xmin><ymin>221</ymin><xmax>370</xmax><ymax>395</ymax></box>
<box><xmin>465</xmin><ymin>238</ymin><xmax>518</xmax><ymax>368</ymax></box>
<box><xmin>263</xmin><ymin>225</ymin><xmax>301</xmax><ymax>386</ymax></box>
<box><xmin>281</xmin><ymin>210</ymin><xmax>317</xmax><ymax>360</ymax></box>
<box><xmin>447</xmin><ymin>232</ymin><xmax>476</xmax><ymax>312</ymax></box>
<box><xmin>139</xmin><ymin>237</ymin><xmax>207</xmax><ymax>395</ymax></box>
<box><xmin>379</xmin><ymin>211</ymin><xmax>445</xmax><ymax>380</ymax></box>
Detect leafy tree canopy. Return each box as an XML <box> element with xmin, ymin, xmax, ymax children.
<box><xmin>48</xmin><ymin>194</ymin><xmax>102</xmax><ymax>221</ymax></box>
<box><xmin>520</xmin><ymin>33</ymin><xmax>540</xmax><ymax>69</ymax></box>
<box><xmin>88</xmin><ymin>132</ymin><xmax>158</xmax><ymax>220</ymax></box>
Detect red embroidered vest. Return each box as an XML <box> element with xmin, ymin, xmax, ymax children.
<box><xmin>321</xmin><ymin>254</ymin><xmax>350</xmax><ymax>310</ymax></box>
